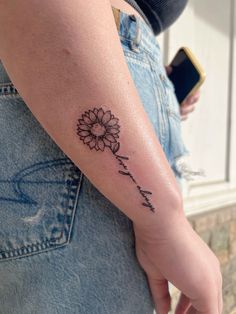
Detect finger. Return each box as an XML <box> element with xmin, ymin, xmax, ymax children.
<box><xmin>186</xmin><ymin>305</ymin><xmax>218</xmax><ymax>314</ymax></box>
<box><xmin>190</xmin><ymin>89</ymin><xmax>201</xmax><ymax>101</ymax></box>
<box><xmin>165</xmin><ymin>65</ymin><xmax>172</xmax><ymax>75</ymax></box>
<box><xmin>194</xmin><ymin>89</ymin><xmax>201</xmax><ymax>98</ymax></box>
<box><xmin>186</xmin><ymin>305</ymin><xmax>197</xmax><ymax>314</ymax></box>
<box><xmin>191</xmin><ymin>95</ymin><xmax>200</xmax><ymax>105</ymax></box>
<box><xmin>180</xmin><ymin>104</ymin><xmax>195</xmax><ymax>115</ymax></box>
<box><xmin>180</xmin><ymin>105</ymin><xmax>195</xmax><ymax>115</ymax></box>
<box><xmin>148</xmin><ymin>277</ymin><xmax>171</xmax><ymax>314</ymax></box>
<box><xmin>175</xmin><ymin>293</ymin><xmax>191</xmax><ymax>314</ymax></box>
<box><xmin>183</xmin><ymin>91</ymin><xmax>200</xmax><ymax>106</ymax></box>
<box><xmin>218</xmin><ymin>286</ymin><xmax>223</xmax><ymax>314</ymax></box>
<box><xmin>186</xmin><ymin>305</ymin><xmax>207</xmax><ymax>314</ymax></box>
<box><xmin>217</xmin><ymin>274</ymin><xmax>223</xmax><ymax>314</ymax></box>
<box><xmin>182</xmin><ymin>94</ymin><xmax>193</xmax><ymax>106</ymax></box>
<box><xmin>185</xmin><ymin>293</ymin><xmax>219</xmax><ymax>314</ymax></box>
<box><xmin>183</xmin><ymin>96</ymin><xmax>197</xmax><ymax>106</ymax></box>
<box><xmin>181</xmin><ymin>115</ymin><xmax>188</xmax><ymax>121</ymax></box>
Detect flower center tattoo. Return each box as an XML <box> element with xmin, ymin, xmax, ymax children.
<box><xmin>90</xmin><ymin>123</ymin><xmax>106</xmax><ymax>137</ymax></box>
<box><xmin>76</xmin><ymin>107</ymin><xmax>155</xmax><ymax>213</ymax></box>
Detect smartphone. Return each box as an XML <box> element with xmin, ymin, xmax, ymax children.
<box><xmin>167</xmin><ymin>47</ymin><xmax>206</xmax><ymax>105</ymax></box>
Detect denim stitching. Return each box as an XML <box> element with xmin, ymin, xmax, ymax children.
<box><xmin>0</xmin><ymin>159</ymin><xmax>72</xmax><ymax>205</ymax></box>
<box><xmin>123</xmin><ymin>51</ymin><xmax>150</xmax><ymax>67</ymax></box>
<box><xmin>149</xmin><ymin>61</ymin><xmax>182</xmax><ymax>121</ymax></box>
<box><xmin>0</xmin><ymin>83</ymin><xmax>18</xmax><ymax>97</ymax></box>
<box><xmin>143</xmin><ymin>53</ymin><xmax>167</xmax><ymax>148</ymax></box>
<box><xmin>120</xmin><ymin>35</ymin><xmax>160</xmax><ymax>64</ymax></box>
<box><xmin>51</xmin><ymin>161</ymin><xmax>83</xmax><ymax>245</ymax></box>
<box><xmin>0</xmin><ymin>158</ymin><xmax>84</xmax><ymax>262</ymax></box>
<box><xmin>119</xmin><ymin>12</ymin><xmax>160</xmax><ymax>63</ymax></box>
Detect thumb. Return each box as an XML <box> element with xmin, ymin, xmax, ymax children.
<box><xmin>165</xmin><ymin>65</ymin><xmax>173</xmax><ymax>75</ymax></box>
<box><xmin>175</xmin><ymin>292</ymin><xmax>191</xmax><ymax>314</ymax></box>
<box><xmin>148</xmin><ymin>276</ymin><xmax>171</xmax><ymax>314</ymax></box>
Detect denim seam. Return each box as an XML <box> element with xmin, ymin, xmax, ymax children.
<box><xmin>151</xmin><ymin>66</ymin><xmax>181</xmax><ymax>121</ymax></box>
<box><xmin>166</xmin><ymin>107</ymin><xmax>181</xmax><ymax>122</ymax></box>
<box><xmin>163</xmin><ymin>81</ymin><xmax>181</xmax><ymax>121</ymax></box>
<box><xmin>51</xmin><ymin>162</ymin><xmax>83</xmax><ymax>245</ymax></box>
<box><xmin>144</xmin><ymin>53</ymin><xmax>167</xmax><ymax>147</ymax></box>
<box><xmin>0</xmin><ymin>94</ymin><xmax>21</xmax><ymax>100</ymax></box>
<box><xmin>0</xmin><ymin>160</ymin><xmax>84</xmax><ymax>262</ymax></box>
<box><xmin>0</xmin><ymin>82</ymin><xmax>18</xmax><ymax>97</ymax></box>
<box><xmin>120</xmin><ymin>36</ymin><xmax>160</xmax><ymax>64</ymax></box>
<box><xmin>158</xmin><ymin>72</ymin><xmax>180</xmax><ymax>121</ymax></box>
<box><xmin>123</xmin><ymin>52</ymin><xmax>150</xmax><ymax>67</ymax></box>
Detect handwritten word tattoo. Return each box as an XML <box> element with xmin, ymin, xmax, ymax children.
<box><xmin>76</xmin><ymin>107</ymin><xmax>155</xmax><ymax>212</ymax></box>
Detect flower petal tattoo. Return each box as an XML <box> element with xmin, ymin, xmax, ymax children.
<box><xmin>76</xmin><ymin>107</ymin><xmax>156</xmax><ymax>213</ymax></box>
<box><xmin>77</xmin><ymin>108</ymin><xmax>120</xmax><ymax>152</ymax></box>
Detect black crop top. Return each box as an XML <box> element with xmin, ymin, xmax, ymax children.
<box><xmin>124</xmin><ymin>0</ymin><xmax>188</xmax><ymax>36</ymax></box>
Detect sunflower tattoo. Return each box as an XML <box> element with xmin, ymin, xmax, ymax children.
<box><xmin>76</xmin><ymin>107</ymin><xmax>156</xmax><ymax>213</ymax></box>
<box><xmin>77</xmin><ymin>108</ymin><xmax>120</xmax><ymax>153</ymax></box>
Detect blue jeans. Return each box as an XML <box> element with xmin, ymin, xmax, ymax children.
<box><xmin>0</xmin><ymin>8</ymin><xmax>188</xmax><ymax>314</ymax></box>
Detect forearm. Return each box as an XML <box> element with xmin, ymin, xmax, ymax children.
<box><xmin>0</xmin><ymin>0</ymin><xmax>183</xmax><ymax>230</ymax></box>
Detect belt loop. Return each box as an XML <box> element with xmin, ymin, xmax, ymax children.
<box><xmin>129</xmin><ymin>14</ymin><xmax>141</xmax><ymax>52</ymax></box>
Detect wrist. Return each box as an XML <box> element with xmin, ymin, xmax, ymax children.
<box><xmin>133</xmin><ymin>208</ymin><xmax>188</xmax><ymax>242</ymax></box>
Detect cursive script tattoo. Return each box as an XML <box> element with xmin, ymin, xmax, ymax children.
<box><xmin>76</xmin><ymin>107</ymin><xmax>156</xmax><ymax>212</ymax></box>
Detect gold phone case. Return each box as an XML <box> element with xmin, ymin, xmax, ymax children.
<box><xmin>172</xmin><ymin>47</ymin><xmax>206</xmax><ymax>104</ymax></box>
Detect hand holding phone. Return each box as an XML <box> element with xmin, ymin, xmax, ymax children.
<box><xmin>167</xmin><ymin>47</ymin><xmax>206</xmax><ymax>105</ymax></box>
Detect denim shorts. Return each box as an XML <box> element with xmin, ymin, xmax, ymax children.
<box><xmin>0</xmin><ymin>8</ymin><xmax>189</xmax><ymax>314</ymax></box>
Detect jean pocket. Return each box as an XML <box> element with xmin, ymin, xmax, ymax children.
<box><xmin>0</xmin><ymin>92</ymin><xmax>83</xmax><ymax>262</ymax></box>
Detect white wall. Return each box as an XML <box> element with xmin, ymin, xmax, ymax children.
<box><xmin>156</xmin><ymin>0</ymin><xmax>236</xmax><ymax>215</ymax></box>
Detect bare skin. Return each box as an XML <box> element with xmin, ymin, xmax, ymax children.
<box><xmin>0</xmin><ymin>1</ymin><xmax>222</xmax><ymax>313</ymax></box>
<box><xmin>134</xmin><ymin>215</ymin><xmax>222</xmax><ymax>314</ymax></box>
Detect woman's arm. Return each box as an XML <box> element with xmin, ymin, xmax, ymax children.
<box><xmin>0</xmin><ymin>0</ymin><xmax>183</xmax><ymax>231</ymax></box>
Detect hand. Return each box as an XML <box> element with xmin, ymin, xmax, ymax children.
<box><xmin>133</xmin><ymin>213</ymin><xmax>223</xmax><ymax>314</ymax></box>
<box><xmin>180</xmin><ymin>90</ymin><xmax>200</xmax><ymax>121</ymax></box>
<box><xmin>165</xmin><ymin>65</ymin><xmax>201</xmax><ymax>121</ymax></box>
